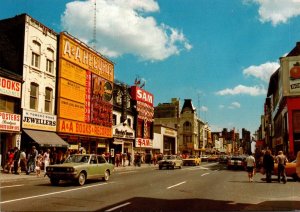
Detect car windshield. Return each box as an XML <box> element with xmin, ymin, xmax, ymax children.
<box><xmin>163</xmin><ymin>155</ymin><xmax>175</xmax><ymax>160</ymax></box>
<box><xmin>64</xmin><ymin>155</ymin><xmax>90</xmax><ymax>163</ymax></box>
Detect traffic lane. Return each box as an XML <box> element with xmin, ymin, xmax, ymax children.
<box><xmin>101</xmin><ymin>165</ymin><xmax>300</xmax><ymax>212</ymax></box>
<box><xmin>0</xmin><ymin>164</ymin><xmax>218</xmax><ymax>211</ymax></box>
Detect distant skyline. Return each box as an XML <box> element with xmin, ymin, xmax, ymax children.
<box><xmin>2</xmin><ymin>0</ymin><xmax>300</xmax><ymax>134</ymax></box>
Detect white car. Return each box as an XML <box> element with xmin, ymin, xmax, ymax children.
<box><xmin>158</xmin><ymin>155</ymin><xmax>183</xmax><ymax>170</ymax></box>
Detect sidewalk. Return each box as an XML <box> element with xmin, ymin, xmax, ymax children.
<box><xmin>0</xmin><ymin>163</ymin><xmax>151</xmax><ymax>183</ymax></box>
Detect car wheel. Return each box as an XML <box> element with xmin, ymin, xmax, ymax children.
<box><xmin>50</xmin><ymin>178</ymin><xmax>60</xmax><ymax>186</ymax></box>
<box><xmin>77</xmin><ymin>172</ymin><xmax>86</xmax><ymax>186</ymax></box>
<box><xmin>178</xmin><ymin>165</ymin><xmax>182</xmax><ymax>169</ymax></box>
<box><xmin>102</xmin><ymin>170</ymin><xmax>110</xmax><ymax>181</ymax></box>
<box><xmin>159</xmin><ymin>166</ymin><xmax>162</xmax><ymax>170</ymax></box>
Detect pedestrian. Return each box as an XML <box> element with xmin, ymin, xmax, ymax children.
<box><xmin>43</xmin><ymin>149</ymin><xmax>51</xmax><ymax>173</ymax></box>
<box><xmin>27</xmin><ymin>146</ymin><xmax>38</xmax><ymax>174</ymax></box>
<box><xmin>4</xmin><ymin>149</ymin><xmax>14</xmax><ymax>173</ymax></box>
<box><xmin>19</xmin><ymin>149</ymin><xmax>28</xmax><ymax>174</ymax></box>
<box><xmin>276</xmin><ymin>150</ymin><xmax>288</xmax><ymax>183</ymax></box>
<box><xmin>35</xmin><ymin>155</ymin><xmax>42</xmax><ymax>177</ymax></box>
<box><xmin>127</xmin><ymin>152</ymin><xmax>131</xmax><ymax>166</ymax></box>
<box><xmin>13</xmin><ymin>147</ymin><xmax>21</xmax><ymax>175</ymax></box>
<box><xmin>122</xmin><ymin>152</ymin><xmax>127</xmax><ymax>167</ymax></box>
<box><xmin>245</xmin><ymin>152</ymin><xmax>255</xmax><ymax>182</ymax></box>
<box><xmin>263</xmin><ymin>150</ymin><xmax>274</xmax><ymax>183</ymax></box>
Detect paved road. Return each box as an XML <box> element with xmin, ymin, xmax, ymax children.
<box><xmin>1</xmin><ymin>162</ymin><xmax>299</xmax><ymax>211</ymax></box>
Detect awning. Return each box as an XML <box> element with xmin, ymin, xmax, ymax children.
<box><xmin>24</xmin><ymin>129</ymin><xmax>69</xmax><ymax>148</ymax></box>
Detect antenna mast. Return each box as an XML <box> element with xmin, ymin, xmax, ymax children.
<box><xmin>93</xmin><ymin>0</ymin><xmax>97</xmax><ymax>49</ymax></box>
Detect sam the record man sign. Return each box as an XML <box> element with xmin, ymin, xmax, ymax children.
<box><xmin>57</xmin><ymin>32</ymin><xmax>114</xmax><ymax>138</ymax></box>
<box><xmin>131</xmin><ymin>86</ymin><xmax>154</xmax><ymax>148</ymax></box>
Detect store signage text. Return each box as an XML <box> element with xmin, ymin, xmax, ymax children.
<box><xmin>114</xmin><ymin>129</ymin><xmax>134</xmax><ymax>139</ymax></box>
<box><xmin>0</xmin><ymin>112</ymin><xmax>21</xmax><ymax>131</ymax></box>
<box><xmin>135</xmin><ymin>138</ymin><xmax>153</xmax><ymax>148</ymax></box>
<box><xmin>58</xmin><ymin>119</ymin><xmax>112</xmax><ymax>138</ymax></box>
<box><xmin>0</xmin><ymin>77</ymin><xmax>21</xmax><ymax>98</ymax></box>
<box><xmin>22</xmin><ymin>110</ymin><xmax>57</xmax><ymax>131</ymax></box>
<box><xmin>131</xmin><ymin>86</ymin><xmax>154</xmax><ymax>106</ymax></box>
<box><xmin>60</xmin><ymin>33</ymin><xmax>114</xmax><ymax>82</ymax></box>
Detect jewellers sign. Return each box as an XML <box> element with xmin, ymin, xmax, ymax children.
<box><xmin>0</xmin><ymin>77</ymin><xmax>21</xmax><ymax>98</ymax></box>
<box><xmin>113</xmin><ymin>123</ymin><xmax>135</xmax><ymax>139</ymax></box>
<box><xmin>22</xmin><ymin>110</ymin><xmax>57</xmax><ymax>131</ymax></box>
<box><xmin>0</xmin><ymin>112</ymin><xmax>21</xmax><ymax>132</ymax></box>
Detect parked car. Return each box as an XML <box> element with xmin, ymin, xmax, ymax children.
<box><xmin>208</xmin><ymin>155</ymin><xmax>219</xmax><ymax>162</ymax></box>
<box><xmin>183</xmin><ymin>155</ymin><xmax>201</xmax><ymax>166</ymax></box>
<box><xmin>200</xmin><ymin>155</ymin><xmax>209</xmax><ymax>162</ymax></box>
<box><xmin>46</xmin><ymin>154</ymin><xmax>114</xmax><ymax>186</ymax></box>
<box><xmin>158</xmin><ymin>155</ymin><xmax>183</xmax><ymax>169</ymax></box>
<box><xmin>219</xmin><ymin>155</ymin><xmax>228</xmax><ymax>164</ymax></box>
<box><xmin>227</xmin><ymin>156</ymin><xmax>246</xmax><ymax>170</ymax></box>
<box><xmin>273</xmin><ymin>160</ymin><xmax>299</xmax><ymax>181</ymax></box>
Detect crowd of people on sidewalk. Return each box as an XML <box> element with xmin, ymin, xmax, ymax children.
<box><xmin>245</xmin><ymin>149</ymin><xmax>300</xmax><ymax>183</ymax></box>
<box><xmin>3</xmin><ymin>146</ymin><xmax>73</xmax><ymax>177</ymax></box>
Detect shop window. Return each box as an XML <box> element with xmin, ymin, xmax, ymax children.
<box><xmin>30</xmin><ymin>83</ymin><xmax>39</xmax><ymax>110</ymax></box>
<box><xmin>31</xmin><ymin>41</ymin><xmax>41</xmax><ymax>68</ymax></box>
<box><xmin>45</xmin><ymin>87</ymin><xmax>52</xmax><ymax>113</ymax></box>
<box><xmin>0</xmin><ymin>96</ymin><xmax>19</xmax><ymax>113</ymax></box>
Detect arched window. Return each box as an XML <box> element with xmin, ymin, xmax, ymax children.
<box><xmin>183</xmin><ymin>121</ymin><xmax>192</xmax><ymax>132</ymax></box>
<box><xmin>45</xmin><ymin>87</ymin><xmax>52</xmax><ymax>113</ymax></box>
<box><xmin>46</xmin><ymin>48</ymin><xmax>54</xmax><ymax>73</ymax></box>
<box><xmin>31</xmin><ymin>41</ymin><xmax>41</xmax><ymax>68</ymax></box>
<box><xmin>30</xmin><ymin>82</ymin><xmax>39</xmax><ymax>110</ymax></box>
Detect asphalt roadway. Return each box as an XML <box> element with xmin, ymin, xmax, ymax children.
<box><xmin>1</xmin><ymin>162</ymin><xmax>300</xmax><ymax>211</ymax></box>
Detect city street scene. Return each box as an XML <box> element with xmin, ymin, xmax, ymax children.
<box><xmin>1</xmin><ymin>0</ymin><xmax>300</xmax><ymax>211</ymax></box>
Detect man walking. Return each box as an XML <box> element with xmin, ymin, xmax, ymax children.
<box><xmin>263</xmin><ymin>150</ymin><xmax>274</xmax><ymax>183</ymax></box>
<box><xmin>245</xmin><ymin>152</ymin><xmax>255</xmax><ymax>182</ymax></box>
<box><xmin>13</xmin><ymin>147</ymin><xmax>21</xmax><ymax>175</ymax></box>
<box><xmin>276</xmin><ymin>150</ymin><xmax>288</xmax><ymax>183</ymax></box>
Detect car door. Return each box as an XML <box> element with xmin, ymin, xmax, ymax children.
<box><xmin>97</xmin><ymin>155</ymin><xmax>107</xmax><ymax>177</ymax></box>
<box><xmin>89</xmin><ymin>155</ymin><xmax>99</xmax><ymax>179</ymax></box>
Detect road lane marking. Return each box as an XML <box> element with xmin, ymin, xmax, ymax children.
<box><xmin>201</xmin><ymin>173</ymin><xmax>210</xmax><ymax>176</ymax></box>
<box><xmin>105</xmin><ymin>202</ymin><xmax>131</xmax><ymax>212</ymax></box>
<box><xmin>0</xmin><ymin>184</ymin><xmax>24</xmax><ymax>189</ymax></box>
<box><xmin>167</xmin><ymin>181</ymin><xmax>186</xmax><ymax>189</ymax></box>
<box><xmin>0</xmin><ymin>182</ymin><xmax>110</xmax><ymax>204</ymax></box>
<box><xmin>116</xmin><ymin>171</ymin><xmax>137</xmax><ymax>175</ymax></box>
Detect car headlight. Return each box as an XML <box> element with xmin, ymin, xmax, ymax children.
<box><xmin>66</xmin><ymin>167</ymin><xmax>75</xmax><ymax>172</ymax></box>
<box><xmin>46</xmin><ymin>167</ymin><xmax>53</xmax><ymax>172</ymax></box>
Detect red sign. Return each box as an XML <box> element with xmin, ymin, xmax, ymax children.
<box><xmin>131</xmin><ymin>86</ymin><xmax>154</xmax><ymax>106</ymax></box>
<box><xmin>0</xmin><ymin>77</ymin><xmax>21</xmax><ymax>98</ymax></box>
<box><xmin>135</xmin><ymin>138</ymin><xmax>153</xmax><ymax>148</ymax></box>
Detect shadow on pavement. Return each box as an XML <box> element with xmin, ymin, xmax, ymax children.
<box><xmin>97</xmin><ymin>197</ymin><xmax>300</xmax><ymax>212</ymax></box>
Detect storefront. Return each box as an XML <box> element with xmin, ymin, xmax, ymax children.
<box><xmin>0</xmin><ymin>74</ymin><xmax>22</xmax><ymax>168</ymax></box>
<box><xmin>21</xmin><ymin>110</ymin><xmax>69</xmax><ymax>151</ymax></box>
<box><xmin>56</xmin><ymin>32</ymin><xmax>114</xmax><ymax>153</ymax></box>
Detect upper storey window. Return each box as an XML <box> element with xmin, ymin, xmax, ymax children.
<box><xmin>30</xmin><ymin>82</ymin><xmax>39</xmax><ymax>110</ymax></box>
<box><xmin>46</xmin><ymin>48</ymin><xmax>54</xmax><ymax>74</ymax></box>
<box><xmin>31</xmin><ymin>40</ymin><xmax>41</xmax><ymax>68</ymax></box>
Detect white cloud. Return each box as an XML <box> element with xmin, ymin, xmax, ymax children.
<box><xmin>243</xmin><ymin>62</ymin><xmax>279</xmax><ymax>82</ymax></box>
<box><xmin>247</xmin><ymin>0</ymin><xmax>300</xmax><ymax>26</ymax></box>
<box><xmin>228</xmin><ymin>102</ymin><xmax>241</xmax><ymax>109</ymax></box>
<box><xmin>200</xmin><ymin>106</ymin><xmax>208</xmax><ymax>112</ymax></box>
<box><xmin>216</xmin><ymin>84</ymin><xmax>267</xmax><ymax>96</ymax></box>
<box><xmin>61</xmin><ymin>0</ymin><xmax>191</xmax><ymax>61</ymax></box>
<box><xmin>219</xmin><ymin>105</ymin><xmax>225</xmax><ymax>109</ymax></box>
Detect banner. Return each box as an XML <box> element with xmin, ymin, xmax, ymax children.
<box><xmin>0</xmin><ymin>112</ymin><xmax>21</xmax><ymax>131</ymax></box>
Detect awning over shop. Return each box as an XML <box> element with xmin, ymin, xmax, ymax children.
<box><xmin>24</xmin><ymin>129</ymin><xmax>69</xmax><ymax>148</ymax></box>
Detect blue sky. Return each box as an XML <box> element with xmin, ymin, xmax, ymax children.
<box><xmin>2</xmin><ymin>0</ymin><xmax>300</xmax><ymax>134</ymax></box>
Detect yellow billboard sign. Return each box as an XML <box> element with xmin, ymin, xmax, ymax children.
<box><xmin>59</xmin><ymin>33</ymin><xmax>114</xmax><ymax>82</ymax></box>
<box><xmin>58</xmin><ymin>118</ymin><xmax>112</xmax><ymax>138</ymax></box>
<box><xmin>60</xmin><ymin>59</ymin><xmax>86</xmax><ymax>86</ymax></box>
<box><xmin>59</xmin><ymin>78</ymin><xmax>85</xmax><ymax>103</ymax></box>
<box><xmin>58</xmin><ymin>98</ymin><xmax>85</xmax><ymax>122</ymax></box>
